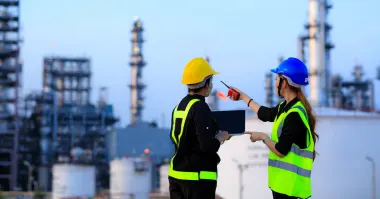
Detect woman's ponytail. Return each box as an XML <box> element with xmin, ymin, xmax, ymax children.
<box><xmin>296</xmin><ymin>88</ymin><xmax>319</xmax><ymax>160</ymax></box>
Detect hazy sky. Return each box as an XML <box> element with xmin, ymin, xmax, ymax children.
<box><xmin>20</xmin><ymin>0</ymin><xmax>380</xmax><ymax>127</ymax></box>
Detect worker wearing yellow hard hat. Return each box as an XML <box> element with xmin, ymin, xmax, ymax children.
<box><xmin>181</xmin><ymin>57</ymin><xmax>219</xmax><ymax>85</ymax></box>
<box><xmin>168</xmin><ymin>57</ymin><xmax>230</xmax><ymax>199</ymax></box>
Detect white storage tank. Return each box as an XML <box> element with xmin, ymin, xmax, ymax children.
<box><xmin>216</xmin><ymin>111</ymin><xmax>380</xmax><ymax>199</ymax></box>
<box><xmin>159</xmin><ymin>163</ymin><xmax>170</xmax><ymax>194</ymax></box>
<box><xmin>52</xmin><ymin>163</ymin><xmax>95</xmax><ymax>199</ymax></box>
<box><xmin>110</xmin><ymin>155</ymin><xmax>152</xmax><ymax>199</ymax></box>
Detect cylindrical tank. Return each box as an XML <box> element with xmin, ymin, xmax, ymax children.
<box><xmin>52</xmin><ymin>164</ymin><xmax>95</xmax><ymax>199</ymax></box>
<box><xmin>110</xmin><ymin>156</ymin><xmax>152</xmax><ymax>199</ymax></box>
<box><xmin>159</xmin><ymin>164</ymin><xmax>169</xmax><ymax>194</ymax></box>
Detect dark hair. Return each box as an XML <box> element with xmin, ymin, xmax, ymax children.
<box><xmin>283</xmin><ymin>78</ymin><xmax>319</xmax><ymax>160</ymax></box>
<box><xmin>296</xmin><ymin>88</ymin><xmax>319</xmax><ymax>160</ymax></box>
<box><xmin>188</xmin><ymin>78</ymin><xmax>211</xmax><ymax>93</ymax></box>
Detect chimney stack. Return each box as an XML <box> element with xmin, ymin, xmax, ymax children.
<box><xmin>129</xmin><ymin>17</ymin><xmax>146</xmax><ymax>125</ymax></box>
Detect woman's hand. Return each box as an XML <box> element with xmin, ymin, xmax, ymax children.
<box><xmin>216</xmin><ymin>130</ymin><xmax>230</xmax><ymax>144</ymax></box>
<box><xmin>244</xmin><ymin>131</ymin><xmax>267</xmax><ymax>142</ymax></box>
<box><xmin>229</xmin><ymin>87</ymin><xmax>249</xmax><ymax>101</ymax></box>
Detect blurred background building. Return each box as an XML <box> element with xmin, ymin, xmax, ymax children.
<box><xmin>0</xmin><ymin>0</ymin><xmax>22</xmax><ymax>191</ymax></box>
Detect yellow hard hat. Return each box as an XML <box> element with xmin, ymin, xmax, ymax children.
<box><xmin>181</xmin><ymin>57</ymin><xmax>219</xmax><ymax>85</ymax></box>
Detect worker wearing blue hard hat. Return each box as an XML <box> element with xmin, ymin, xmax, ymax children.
<box><xmin>230</xmin><ymin>57</ymin><xmax>319</xmax><ymax>199</ymax></box>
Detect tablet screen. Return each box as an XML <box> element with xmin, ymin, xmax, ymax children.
<box><xmin>212</xmin><ymin>110</ymin><xmax>245</xmax><ymax>134</ymax></box>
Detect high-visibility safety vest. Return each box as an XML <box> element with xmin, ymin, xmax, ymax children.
<box><xmin>168</xmin><ymin>98</ymin><xmax>217</xmax><ymax>181</ymax></box>
<box><xmin>268</xmin><ymin>101</ymin><xmax>314</xmax><ymax>198</ymax></box>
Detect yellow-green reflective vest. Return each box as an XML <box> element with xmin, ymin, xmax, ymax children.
<box><xmin>268</xmin><ymin>101</ymin><xmax>314</xmax><ymax>198</ymax></box>
<box><xmin>168</xmin><ymin>98</ymin><xmax>217</xmax><ymax>181</ymax></box>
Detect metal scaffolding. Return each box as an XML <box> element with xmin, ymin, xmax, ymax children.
<box><xmin>19</xmin><ymin>91</ymin><xmax>54</xmax><ymax>191</ymax></box>
<box><xmin>0</xmin><ymin>0</ymin><xmax>21</xmax><ymax>191</ymax></box>
<box><xmin>43</xmin><ymin>56</ymin><xmax>91</xmax><ymax>106</ymax></box>
<box><xmin>19</xmin><ymin>57</ymin><xmax>118</xmax><ymax>191</ymax></box>
<box><xmin>331</xmin><ymin>65</ymin><xmax>375</xmax><ymax>112</ymax></box>
<box><xmin>129</xmin><ymin>17</ymin><xmax>146</xmax><ymax>125</ymax></box>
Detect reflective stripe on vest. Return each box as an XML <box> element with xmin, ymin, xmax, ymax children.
<box><xmin>168</xmin><ymin>99</ymin><xmax>217</xmax><ymax>181</ymax></box>
<box><xmin>268</xmin><ymin>101</ymin><xmax>314</xmax><ymax>198</ymax></box>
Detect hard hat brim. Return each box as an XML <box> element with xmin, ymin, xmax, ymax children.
<box><xmin>270</xmin><ymin>68</ymin><xmax>278</xmax><ymax>74</ymax></box>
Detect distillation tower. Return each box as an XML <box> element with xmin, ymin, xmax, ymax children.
<box><xmin>129</xmin><ymin>17</ymin><xmax>146</xmax><ymax>125</ymax></box>
<box><xmin>0</xmin><ymin>0</ymin><xmax>21</xmax><ymax>190</ymax></box>
<box><xmin>299</xmin><ymin>0</ymin><xmax>334</xmax><ymax>107</ymax></box>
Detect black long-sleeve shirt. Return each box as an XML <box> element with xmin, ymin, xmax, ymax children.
<box><xmin>257</xmin><ymin>98</ymin><xmax>308</xmax><ymax>155</ymax></box>
<box><xmin>169</xmin><ymin>94</ymin><xmax>221</xmax><ymax>173</ymax></box>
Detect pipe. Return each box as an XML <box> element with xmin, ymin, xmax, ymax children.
<box><xmin>366</xmin><ymin>156</ymin><xmax>376</xmax><ymax>199</ymax></box>
<box><xmin>23</xmin><ymin>161</ymin><xmax>34</xmax><ymax>192</ymax></box>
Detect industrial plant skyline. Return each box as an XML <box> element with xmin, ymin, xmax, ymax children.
<box><xmin>20</xmin><ymin>0</ymin><xmax>380</xmax><ymax>127</ymax></box>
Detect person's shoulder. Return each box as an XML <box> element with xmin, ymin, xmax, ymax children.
<box><xmin>285</xmin><ymin>112</ymin><xmax>307</xmax><ymax>130</ymax></box>
<box><xmin>192</xmin><ymin>100</ymin><xmax>209</xmax><ymax>111</ymax></box>
<box><xmin>286</xmin><ymin>111</ymin><xmax>302</xmax><ymax>120</ymax></box>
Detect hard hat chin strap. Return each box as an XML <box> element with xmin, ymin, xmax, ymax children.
<box><xmin>277</xmin><ymin>77</ymin><xmax>284</xmax><ymax>98</ymax></box>
<box><xmin>278</xmin><ymin>75</ymin><xmax>302</xmax><ymax>98</ymax></box>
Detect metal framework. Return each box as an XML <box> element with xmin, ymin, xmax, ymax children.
<box><xmin>265</xmin><ymin>72</ymin><xmax>274</xmax><ymax>107</ymax></box>
<box><xmin>43</xmin><ymin>56</ymin><xmax>91</xmax><ymax>105</ymax></box>
<box><xmin>265</xmin><ymin>56</ymin><xmax>283</xmax><ymax>107</ymax></box>
<box><xmin>18</xmin><ymin>57</ymin><xmax>118</xmax><ymax>191</ymax></box>
<box><xmin>19</xmin><ymin>91</ymin><xmax>54</xmax><ymax>191</ymax></box>
<box><xmin>0</xmin><ymin>0</ymin><xmax>21</xmax><ymax>191</ymax></box>
<box><xmin>331</xmin><ymin>65</ymin><xmax>375</xmax><ymax>112</ymax></box>
<box><xmin>129</xmin><ymin>17</ymin><xmax>146</xmax><ymax>125</ymax></box>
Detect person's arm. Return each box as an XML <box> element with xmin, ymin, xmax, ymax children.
<box><xmin>257</xmin><ymin>105</ymin><xmax>279</xmax><ymax>122</ymax></box>
<box><xmin>269</xmin><ymin>112</ymin><xmax>306</xmax><ymax>157</ymax></box>
<box><xmin>169</xmin><ymin>108</ymin><xmax>175</xmax><ymax>144</ymax></box>
<box><xmin>240</xmin><ymin>94</ymin><xmax>261</xmax><ymax>114</ymax></box>
<box><xmin>238</xmin><ymin>91</ymin><xmax>278</xmax><ymax>122</ymax></box>
<box><xmin>193</xmin><ymin>102</ymin><xmax>221</xmax><ymax>154</ymax></box>
<box><xmin>248</xmin><ymin>112</ymin><xmax>306</xmax><ymax>158</ymax></box>
<box><xmin>263</xmin><ymin>137</ymin><xmax>284</xmax><ymax>157</ymax></box>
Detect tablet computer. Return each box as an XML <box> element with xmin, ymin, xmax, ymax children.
<box><xmin>212</xmin><ymin>110</ymin><xmax>245</xmax><ymax>135</ymax></box>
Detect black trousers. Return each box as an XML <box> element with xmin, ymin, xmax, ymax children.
<box><xmin>169</xmin><ymin>177</ymin><xmax>217</xmax><ymax>199</ymax></box>
<box><xmin>272</xmin><ymin>191</ymin><xmax>300</xmax><ymax>199</ymax></box>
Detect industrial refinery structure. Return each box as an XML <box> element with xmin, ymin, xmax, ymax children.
<box><xmin>0</xmin><ymin>0</ymin><xmax>22</xmax><ymax>191</ymax></box>
<box><xmin>265</xmin><ymin>0</ymin><xmax>380</xmax><ymax>112</ymax></box>
<box><xmin>129</xmin><ymin>17</ymin><xmax>146</xmax><ymax>126</ymax></box>
<box><xmin>18</xmin><ymin>57</ymin><xmax>118</xmax><ymax>191</ymax></box>
<box><xmin>109</xmin><ymin>17</ymin><xmax>173</xmax><ymax>193</ymax></box>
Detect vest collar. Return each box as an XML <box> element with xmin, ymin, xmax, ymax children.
<box><xmin>281</xmin><ymin>97</ymin><xmax>300</xmax><ymax>113</ymax></box>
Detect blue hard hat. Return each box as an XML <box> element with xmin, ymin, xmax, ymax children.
<box><xmin>270</xmin><ymin>57</ymin><xmax>309</xmax><ymax>87</ymax></box>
